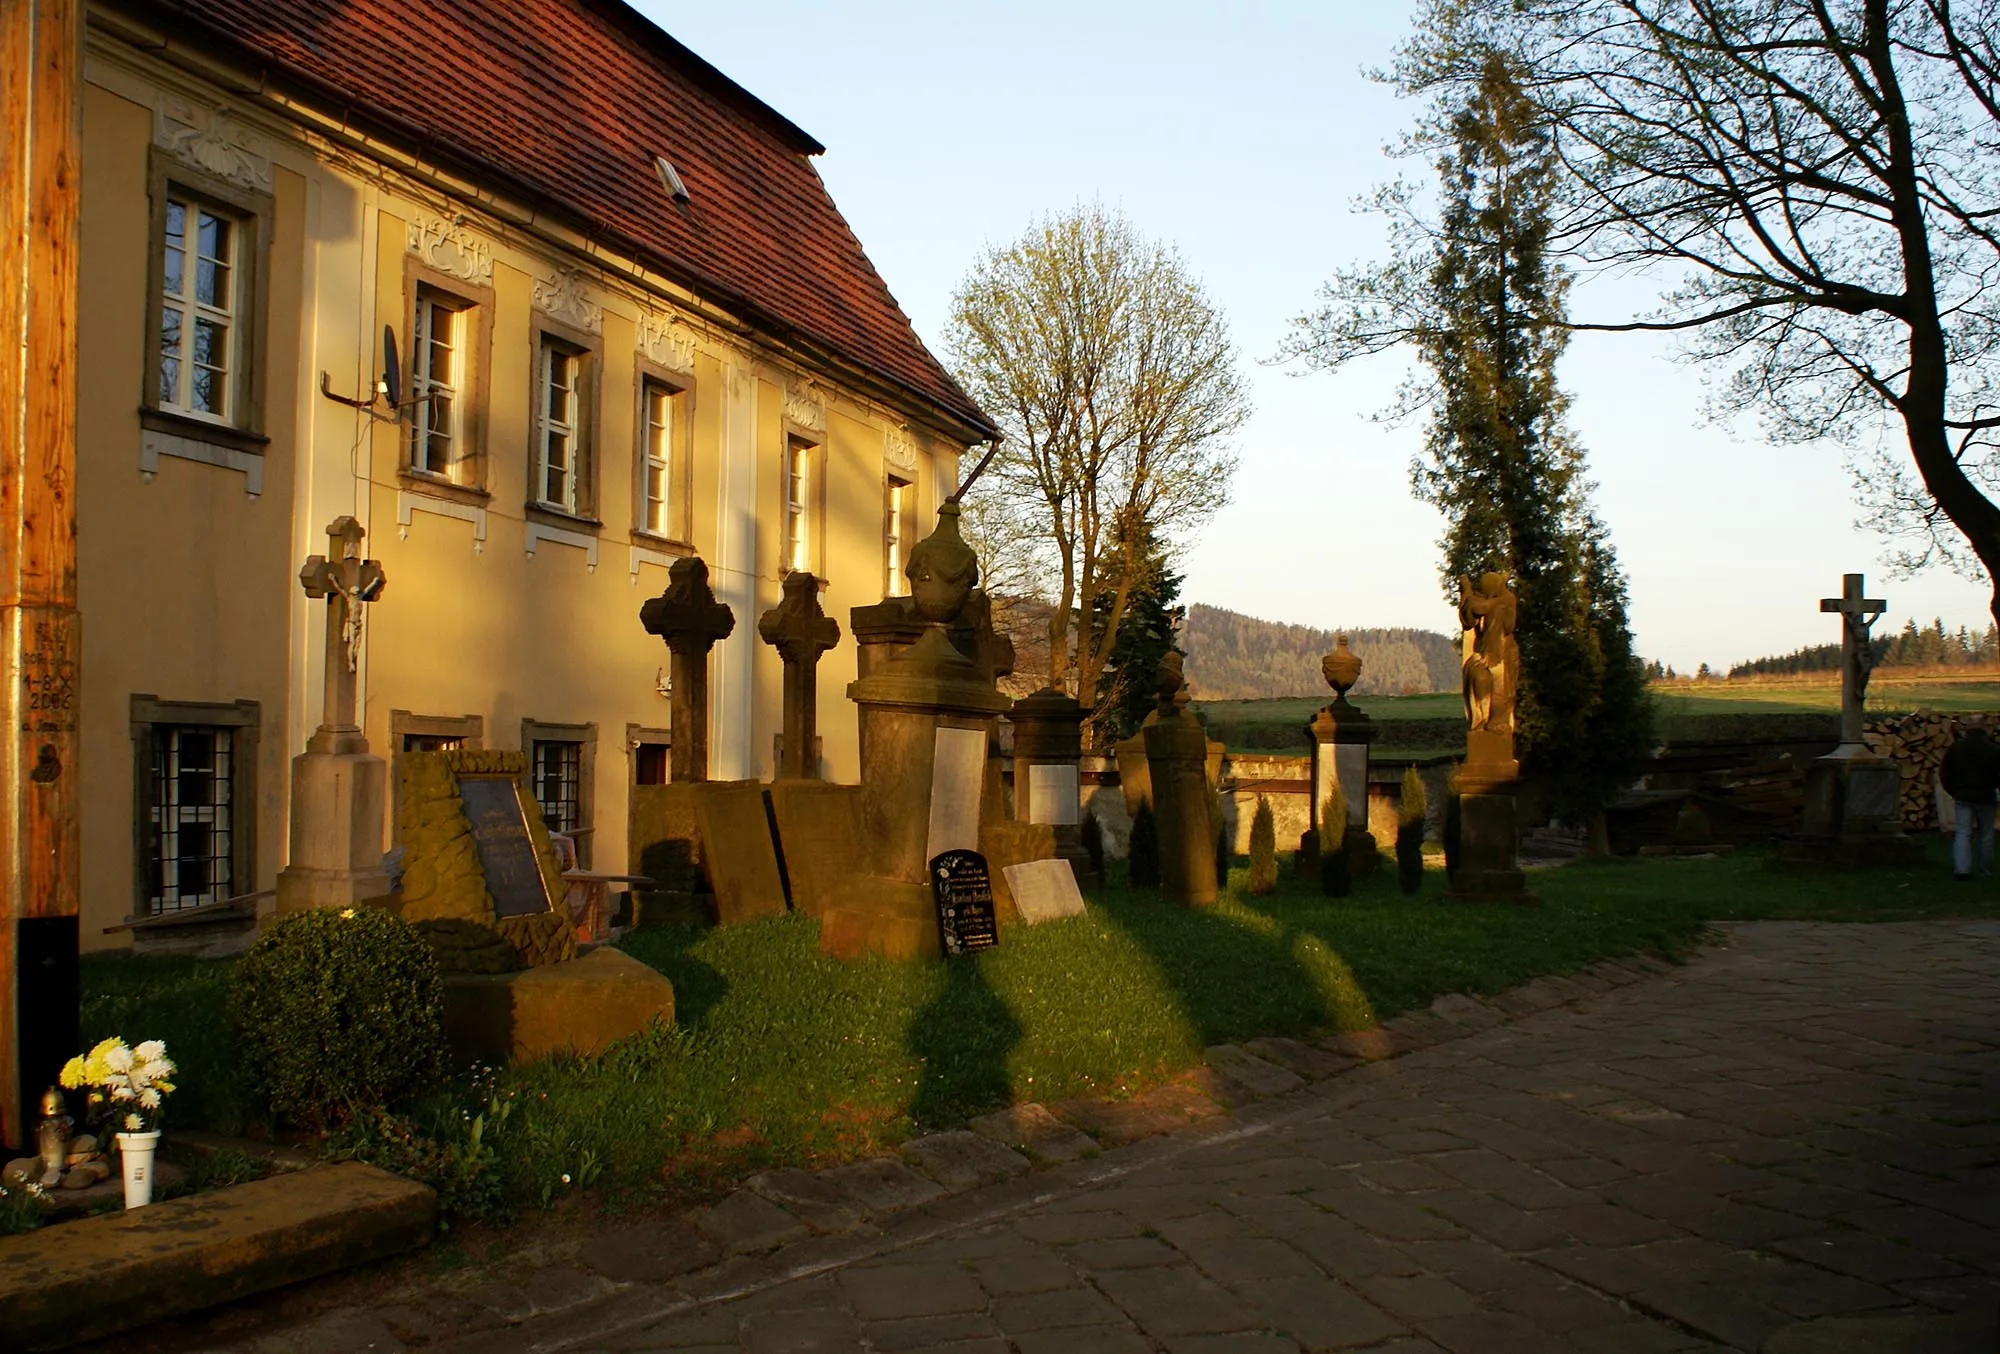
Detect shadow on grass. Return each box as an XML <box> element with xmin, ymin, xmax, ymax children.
<box><xmin>907</xmin><ymin>954</ymin><xmax>1021</xmax><ymax>1128</ymax></box>
<box><xmin>617</xmin><ymin>924</ymin><xmax>728</xmax><ymax>1029</ymax></box>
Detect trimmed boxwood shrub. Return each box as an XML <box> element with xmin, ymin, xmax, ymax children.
<box><xmin>230</xmin><ymin>906</ymin><xmax>446</xmax><ymax>1129</ymax></box>
<box><xmin>1248</xmin><ymin>795</ymin><xmax>1278</xmax><ymax>895</ymax></box>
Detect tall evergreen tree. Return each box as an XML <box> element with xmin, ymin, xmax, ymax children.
<box><xmin>1289</xmin><ymin>52</ymin><xmax>1652</xmax><ymax>820</ymax></box>
<box><xmin>1091</xmin><ymin>513</ymin><xmax>1183</xmax><ymax>744</ymax></box>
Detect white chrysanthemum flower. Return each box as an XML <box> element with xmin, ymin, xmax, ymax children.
<box><xmin>134</xmin><ymin>1040</ymin><xmax>166</xmax><ymax>1064</ymax></box>
<box><xmin>124</xmin><ymin>1113</ymin><xmax>141</xmax><ymax>1132</ymax></box>
<box><xmin>139</xmin><ymin>1088</ymin><xmax>161</xmax><ymax>1110</ymax></box>
<box><xmin>110</xmin><ymin>1085</ymin><xmax>135</xmax><ymax>1101</ymax></box>
<box><xmin>104</xmin><ymin>1043</ymin><xmax>134</xmax><ymax>1073</ymax></box>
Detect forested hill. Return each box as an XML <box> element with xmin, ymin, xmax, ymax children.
<box><xmin>1182</xmin><ymin>604</ymin><xmax>1460</xmax><ymax>699</ymax></box>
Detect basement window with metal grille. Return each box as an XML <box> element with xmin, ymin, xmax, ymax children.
<box><xmin>147</xmin><ymin>724</ymin><xmax>234</xmax><ymax>911</ymax></box>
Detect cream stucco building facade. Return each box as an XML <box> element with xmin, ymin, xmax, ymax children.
<box><xmin>73</xmin><ymin>0</ymin><xmax>995</xmax><ymax>947</ymax></box>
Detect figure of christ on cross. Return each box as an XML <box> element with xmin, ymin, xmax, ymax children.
<box><xmin>299</xmin><ymin>516</ymin><xmax>386</xmax><ymax>755</ymax></box>
<box><xmin>1821</xmin><ymin>572</ymin><xmax>1886</xmax><ymax>751</ymax></box>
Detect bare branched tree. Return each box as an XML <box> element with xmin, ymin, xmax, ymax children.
<box><xmin>945</xmin><ymin>205</ymin><xmax>1248</xmax><ymax>707</ymax></box>
<box><xmin>1396</xmin><ymin>0</ymin><xmax>2000</xmax><ymax>617</ymax></box>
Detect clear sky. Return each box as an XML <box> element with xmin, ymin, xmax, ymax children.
<box><xmin>636</xmin><ymin>0</ymin><xmax>1995</xmax><ymax>673</ymax></box>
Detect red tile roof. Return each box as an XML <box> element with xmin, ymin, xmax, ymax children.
<box><xmin>148</xmin><ymin>0</ymin><xmax>994</xmax><ymax>438</ymax></box>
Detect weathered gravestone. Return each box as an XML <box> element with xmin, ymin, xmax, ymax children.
<box><xmin>1143</xmin><ymin>651</ymin><xmax>1219</xmax><ymax>908</ymax></box>
<box><xmin>758</xmin><ymin>569</ymin><xmax>840</xmax><ymax>779</ymax></box>
<box><xmin>395</xmin><ymin>750</ymin><xmax>675</xmax><ymax>1065</ymax></box>
<box><xmin>1002</xmin><ymin>858</ymin><xmax>1086</xmax><ymax>925</ymax></box>
<box><xmin>765</xmin><ymin>780</ymin><xmax>864</xmax><ymax>918</ymax></box>
<box><xmin>931</xmin><ymin>849</ymin><xmax>999</xmax><ymax>955</ymax></box>
<box><xmin>693</xmin><ymin>781</ymin><xmax>787</xmax><ymax>924</ymax></box>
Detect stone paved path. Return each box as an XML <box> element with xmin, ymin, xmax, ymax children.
<box><xmin>226</xmin><ymin>921</ymin><xmax>2000</xmax><ymax>1353</ymax></box>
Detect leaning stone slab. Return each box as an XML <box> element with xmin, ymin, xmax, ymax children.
<box><xmin>692</xmin><ymin>1189</ymin><xmax>810</xmax><ymax>1255</ymax></box>
<box><xmin>745</xmin><ymin>1167</ymin><xmax>869</xmax><ymax>1234</ymax></box>
<box><xmin>0</xmin><ymin>1162</ymin><xmax>433</xmax><ymax>1352</ymax></box>
<box><xmin>968</xmin><ymin>1103</ymin><xmax>1097</xmax><ymax>1163</ymax></box>
<box><xmin>901</xmin><ymin>1130</ymin><xmax>1031</xmax><ymax>1192</ymax></box>
<box><xmin>1203</xmin><ymin>1044</ymin><xmax>1307</xmax><ymax>1104</ymax></box>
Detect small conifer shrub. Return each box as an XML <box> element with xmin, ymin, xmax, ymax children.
<box><xmin>1080</xmin><ymin>810</ymin><xmax>1106</xmax><ymax>878</ymax></box>
<box><xmin>1397</xmin><ymin>766</ymin><xmax>1427</xmax><ymax>895</ymax></box>
<box><xmin>1248</xmin><ymin>795</ymin><xmax>1278</xmax><ymax>895</ymax></box>
<box><xmin>1320</xmin><ymin>784</ymin><xmax>1351</xmax><ymax>898</ymax></box>
<box><xmin>1127</xmin><ymin>798</ymin><xmax>1161</xmax><ymax>887</ymax></box>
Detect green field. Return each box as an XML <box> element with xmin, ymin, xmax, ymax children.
<box><xmin>1196</xmin><ymin>674</ymin><xmax>2000</xmax><ymax>751</ymax></box>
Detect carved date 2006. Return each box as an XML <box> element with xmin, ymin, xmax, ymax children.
<box><xmin>21</xmin><ymin>618</ymin><xmax>78</xmax><ymax>730</ymax></box>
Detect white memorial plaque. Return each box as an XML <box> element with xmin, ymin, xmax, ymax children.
<box><xmin>1003</xmin><ymin>858</ymin><xmax>1086</xmax><ymax>924</ymax></box>
<box><xmin>1027</xmin><ymin>763</ymin><xmax>1080</xmax><ymax>826</ymax></box>
<box><xmin>1335</xmin><ymin>744</ymin><xmax>1369</xmax><ymax>826</ymax></box>
<box><xmin>926</xmin><ymin>726</ymin><xmax>987</xmax><ymax>862</ymax></box>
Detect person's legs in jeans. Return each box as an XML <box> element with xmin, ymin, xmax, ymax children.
<box><xmin>1954</xmin><ymin>800</ymin><xmax>1975</xmax><ymax>877</ymax></box>
<box><xmin>1977</xmin><ymin>802</ymin><xmax>1997</xmax><ymax>877</ymax></box>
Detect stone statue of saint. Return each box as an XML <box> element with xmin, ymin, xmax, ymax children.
<box><xmin>1459</xmin><ymin>572</ymin><xmax>1518</xmax><ymax>735</ymax></box>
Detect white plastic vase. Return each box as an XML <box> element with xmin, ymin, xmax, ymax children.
<box><xmin>116</xmin><ymin>1130</ymin><xmax>161</xmax><ymax>1209</ymax></box>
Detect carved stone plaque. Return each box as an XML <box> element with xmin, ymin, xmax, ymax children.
<box><xmin>1002</xmin><ymin>858</ymin><xmax>1085</xmax><ymax>925</ymax></box>
<box><xmin>458</xmin><ymin>776</ymin><xmax>553</xmax><ymax>918</ymax></box>
<box><xmin>1027</xmin><ymin>763</ymin><xmax>1080</xmax><ymax>826</ymax></box>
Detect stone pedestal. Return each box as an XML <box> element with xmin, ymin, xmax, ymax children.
<box><xmin>1307</xmin><ymin>693</ymin><xmax>1379</xmax><ymax>874</ymax></box>
<box><xmin>1448</xmin><ymin>753</ymin><xmax>1530</xmax><ymax>902</ymax></box>
<box><xmin>276</xmin><ymin>744</ymin><xmax>390</xmax><ymax>912</ymax></box>
<box><xmin>1010</xmin><ymin>687</ymin><xmax>1097</xmax><ymax>890</ymax></box>
<box><xmin>1145</xmin><ymin>710</ymin><xmax>1218</xmax><ymax>908</ymax></box>
<box><xmin>1779</xmin><ymin>745</ymin><xmax>1924</xmax><ymax>868</ymax></box>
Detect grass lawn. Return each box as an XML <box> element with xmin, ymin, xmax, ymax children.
<box><xmin>1199</xmin><ymin>673</ymin><xmax>2000</xmax><ymax>750</ymax></box>
<box><xmin>78</xmin><ymin>838</ymin><xmax>2000</xmax><ymax>1222</ymax></box>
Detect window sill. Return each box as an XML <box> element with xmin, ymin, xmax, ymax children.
<box><xmin>140</xmin><ymin>407</ymin><xmax>269</xmax><ymax>454</ymax></box>
<box><xmin>526</xmin><ymin>503</ymin><xmax>603</xmax><ymax>532</ymax></box>
<box><xmin>629</xmin><ymin>529</ymin><xmax>695</xmax><ymax>556</ymax></box>
<box><xmin>398</xmin><ymin>471</ymin><xmax>490</xmax><ymax>509</ymax></box>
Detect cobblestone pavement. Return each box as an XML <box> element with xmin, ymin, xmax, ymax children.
<box><xmin>232</xmin><ymin>921</ymin><xmax>2000</xmax><ymax>1353</ymax></box>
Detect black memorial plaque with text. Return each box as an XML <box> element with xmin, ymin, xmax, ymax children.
<box><xmin>929</xmin><ymin>848</ymin><xmax>998</xmax><ymax>956</ymax></box>
<box><xmin>458</xmin><ymin>776</ymin><xmax>554</xmax><ymax>918</ymax></box>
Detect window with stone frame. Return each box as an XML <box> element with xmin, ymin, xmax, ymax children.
<box><xmin>131</xmin><ymin>697</ymin><xmax>260</xmax><ymax>915</ymax></box>
<box><xmin>409</xmin><ymin>288</ymin><xmax>470</xmax><ymax>479</ymax></box>
<box><xmin>638</xmin><ymin>376</ymin><xmax>688</xmax><ymax>540</ymax></box>
<box><xmin>884</xmin><ymin>473</ymin><xmax>913</xmax><ymax>597</ymax></box>
<box><xmin>628</xmin><ymin>723</ymin><xmax>672</xmax><ymax>786</ymax></box>
<box><xmin>143</xmin><ymin>154</ymin><xmax>269</xmax><ymax>445</ymax></box>
<box><xmin>533</xmin><ymin>334</ymin><xmax>594</xmax><ymax>517</ymax></box>
<box><xmin>784</xmin><ymin>434</ymin><xmax>816</xmax><ymax>575</ymax></box>
<box><xmin>523</xmin><ymin>720</ymin><xmax>596</xmax><ymax>867</ymax></box>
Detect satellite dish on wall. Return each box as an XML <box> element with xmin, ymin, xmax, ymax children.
<box><xmin>380</xmin><ymin>326</ymin><xmax>402</xmax><ymax>409</ymax></box>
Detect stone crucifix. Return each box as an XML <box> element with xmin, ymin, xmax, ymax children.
<box><xmin>758</xmin><ymin>570</ymin><xmax>840</xmax><ymax>779</ymax></box>
<box><xmin>1821</xmin><ymin>572</ymin><xmax>1886</xmax><ymax>750</ymax></box>
<box><xmin>299</xmin><ymin>516</ymin><xmax>386</xmax><ymax>755</ymax></box>
<box><xmin>640</xmin><ymin>556</ymin><xmax>735</xmax><ymax>782</ymax></box>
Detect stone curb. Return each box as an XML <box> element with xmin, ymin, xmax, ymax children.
<box><xmin>389</xmin><ymin>945</ymin><xmax>1691</xmax><ymax>1350</ymax></box>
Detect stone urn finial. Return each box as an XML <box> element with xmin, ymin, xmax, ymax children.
<box><xmin>1322</xmin><ymin>634</ymin><xmax>1362</xmax><ymax>705</ymax></box>
<box><xmin>905</xmin><ymin>502</ymin><xmax>979</xmax><ymax>625</ymax></box>
<box><xmin>1154</xmin><ymin>649</ymin><xmax>1191</xmax><ymax>718</ymax></box>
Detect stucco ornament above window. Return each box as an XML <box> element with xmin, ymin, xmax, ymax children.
<box><xmin>885</xmin><ymin>425</ymin><xmax>919</xmax><ymax>473</ymax></box>
<box><xmin>784</xmin><ymin>378</ymin><xmax>827</xmax><ymax>432</ymax></box>
<box><xmin>154</xmin><ymin>98</ymin><xmax>272</xmax><ymax>194</ymax></box>
<box><xmin>405</xmin><ymin>210</ymin><xmax>493</xmax><ymax>286</ymax></box>
<box><xmin>637</xmin><ymin>313</ymin><xmax>696</xmax><ymax>374</ymax></box>
<box><xmin>533</xmin><ymin>267</ymin><xmax>604</xmax><ymax>336</ymax></box>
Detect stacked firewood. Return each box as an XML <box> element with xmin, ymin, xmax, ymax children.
<box><xmin>1863</xmin><ymin>710</ymin><xmax>2000</xmax><ymax>829</ymax></box>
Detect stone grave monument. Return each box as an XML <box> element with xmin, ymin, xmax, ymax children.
<box><xmin>1448</xmin><ymin>572</ymin><xmax>1530</xmax><ymax>901</ymax></box>
<box><xmin>632</xmin><ymin>557</ymin><xmax>787</xmax><ymax>925</ymax></box>
<box><xmin>396</xmin><ymin>748</ymin><xmax>673</xmax><ymax>1062</ymax></box>
<box><xmin>1144</xmin><ymin>650</ymin><xmax>1219</xmax><ymax>908</ymax></box>
<box><xmin>1780</xmin><ymin>573</ymin><xmax>1923</xmax><ymax>868</ymax></box>
<box><xmin>758</xmin><ymin>569</ymin><xmax>840</xmax><ymax>779</ymax></box>
<box><xmin>820</xmin><ymin>504</ymin><xmax>1030</xmax><ymax>960</ymax></box>
<box><xmin>1301</xmin><ymin>635</ymin><xmax>1379</xmax><ymax>875</ymax></box>
<box><xmin>276</xmin><ymin>518</ymin><xmax>393</xmax><ymax>914</ymax></box>
<box><xmin>1009</xmin><ymin>686</ymin><xmax>1098</xmax><ymax>889</ymax></box>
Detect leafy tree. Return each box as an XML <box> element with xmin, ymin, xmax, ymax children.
<box><xmin>1395</xmin><ymin>0</ymin><xmax>2000</xmax><ymax>624</ymax></box>
<box><xmin>1287</xmin><ymin>53</ymin><xmax>1651</xmax><ymax>820</ymax></box>
<box><xmin>946</xmin><ymin>205</ymin><xmax>1249</xmax><ymax>709</ymax></box>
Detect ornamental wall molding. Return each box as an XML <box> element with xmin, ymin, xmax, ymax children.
<box><xmin>532</xmin><ymin>268</ymin><xmax>604</xmax><ymax>336</ymax></box>
<box><xmin>637</xmin><ymin>312</ymin><xmax>697</xmax><ymax>374</ymax></box>
<box><xmin>884</xmin><ymin>425</ymin><xmax>919</xmax><ymax>473</ymax></box>
<box><xmin>784</xmin><ymin>378</ymin><xmax>827</xmax><ymax>432</ymax></box>
<box><xmin>154</xmin><ymin>98</ymin><xmax>272</xmax><ymax>195</ymax></box>
<box><xmin>405</xmin><ymin>210</ymin><xmax>493</xmax><ymax>286</ymax></box>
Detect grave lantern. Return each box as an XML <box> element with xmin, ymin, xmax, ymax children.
<box><xmin>1009</xmin><ymin>687</ymin><xmax>1097</xmax><ymax>887</ymax></box>
<box><xmin>35</xmin><ymin>1087</ymin><xmax>71</xmax><ymax>1187</ymax></box>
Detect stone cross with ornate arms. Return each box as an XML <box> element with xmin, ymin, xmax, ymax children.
<box><xmin>758</xmin><ymin>570</ymin><xmax>840</xmax><ymax>779</ymax></box>
<box><xmin>640</xmin><ymin>556</ymin><xmax>736</xmax><ymax>782</ymax></box>
<box><xmin>299</xmin><ymin>516</ymin><xmax>386</xmax><ymax>754</ymax></box>
<box><xmin>1820</xmin><ymin>572</ymin><xmax>1885</xmax><ymax>751</ymax></box>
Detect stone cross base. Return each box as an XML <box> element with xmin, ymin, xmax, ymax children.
<box><xmin>1779</xmin><ymin>753</ymin><xmax>1926</xmax><ymax>870</ymax></box>
<box><xmin>1447</xmin><ymin>788</ymin><xmax>1532</xmax><ymax>904</ymax></box>
<box><xmin>276</xmin><ymin>746</ymin><xmax>390</xmax><ymax>913</ymax></box>
<box><xmin>1144</xmin><ymin>712</ymin><xmax>1218</xmax><ymax>908</ymax></box>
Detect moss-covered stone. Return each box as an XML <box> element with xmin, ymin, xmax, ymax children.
<box><xmin>395</xmin><ymin>751</ymin><xmax>574</xmax><ymax>969</ymax></box>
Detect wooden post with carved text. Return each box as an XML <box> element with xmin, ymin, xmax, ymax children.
<box><xmin>0</xmin><ymin>0</ymin><xmax>84</xmax><ymax>1150</ymax></box>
